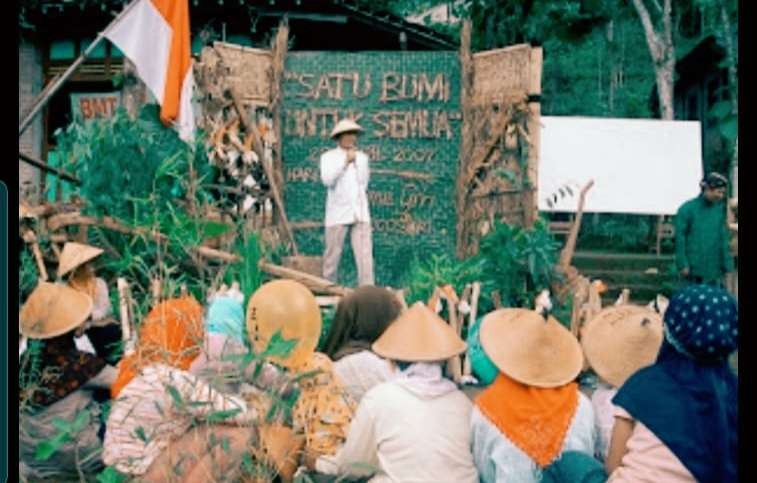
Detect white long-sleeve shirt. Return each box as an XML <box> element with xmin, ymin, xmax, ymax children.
<box><xmin>320</xmin><ymin>147</ymin><xmax>371</xmax><ymax>227</ymax></box>
<box><xmin>317</xmin><ymin>381</ymin><xmax>479</xmax><ymax>483</ymax></box>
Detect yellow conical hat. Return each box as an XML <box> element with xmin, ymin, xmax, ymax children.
<box><xmin>246</xmin><ymin>280</ymin><xmax>322</xmax><ymax>369</ymax></box>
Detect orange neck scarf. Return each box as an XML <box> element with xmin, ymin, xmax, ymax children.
<box><xmin>475</xmin><ymin>373</ymin><xmax>579</xmax><ymax>467</ymax></box>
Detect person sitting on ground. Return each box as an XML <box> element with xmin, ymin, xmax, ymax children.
<box><xmin>246</xmin><ymin>280</ymin><xmax>357</xmax><ymax>478</ymax></box>
<box><xmin>316</xmin><ymin>302</ymin><xmax>479</xmax><ymax>482</ymax></box>
<box><xmin>19</xmin><ymin>282</ymin><xmax>118</xmax><ymax>481</ymax></box>
<box><xmin>580</xmin><ymin>305</ymin><xmax>663</xmax><ymax>462</ymax></box>
<box><xmin>322</xmin><ymin>285</ymin><xmax>403</xmax><ymax>402</ymax></box>
<box><xmin>471</xmin><ymin>308</ymin><xmax>597</xmax><ymax>483</ymax></box>
<box><xmin>605</xmin><ymin>284</ymin><xmax>738</xmax><ymax>482</ymax></box>
<box><xmin>58</xmin><ymin>242</ymin><xmax>122</xmax><ymax>364</ymax></box>
<box><xmin>103</xmin><ymin>296</ymin><xmax>258</xmax><ymax>482</ymax></box>
<box><xmin>188</xmin><ymin>282</ymin><xmax>252</xmax><ymax>391</ymax></box>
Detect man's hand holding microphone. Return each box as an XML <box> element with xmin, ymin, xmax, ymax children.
<box><xmin>345</xmin><ymin>147</ymin><xmax>357</xmax><ymax>166</ymax></box>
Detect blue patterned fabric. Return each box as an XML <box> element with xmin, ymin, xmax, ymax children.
<box><xmin>205</xmin><ymin>297</ymin><xmax>246</xmax><ymax>343</ymax></box>
<box><xmin>613</xmin><ymin>284</ymin><xmax>738</xmax><ymax>483</ymax></box>
<box><xmin>467</xmin><ymin>316</ymin><xmax>499</xmax><ymax>386</ymax></box>
<box><xmin>663</xmin><ymin>284</ymin><xmax>738</xmax><ymax>360</ymax></box>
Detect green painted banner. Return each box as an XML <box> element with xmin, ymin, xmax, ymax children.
<box><xmin>282</xmin><ymin>51</ymin><xmax>461</xmax><ymax>286</ymax></box>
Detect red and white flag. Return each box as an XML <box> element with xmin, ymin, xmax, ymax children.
<box><xmin>105</xmin><ymin>0</ymin><xmax>195</xmax><ymax>142</ymax></box>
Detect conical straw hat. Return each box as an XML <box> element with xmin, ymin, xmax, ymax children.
<box><xmin>20</xmin><ymin>282</ymin><xmax>93</xmax><ymax>339</ymax></box>
<box><xmin>480</xmin><ymin>308</ymin><xmax>584</xmax><ymax>388</ymax></box>
<box><xmin>58</xmin><ymin>242</ymin><xmax>104</xmax><ymax>277</ymax></box>
<box><xmin>330</xmin><ymin>119</ymin><xmax>363</xmax><ymax>139</ymax></box>
<box><xmin>372</xmin><ymin>302</ymin><xmax>466</xmax><ymax>362</ymax></box>
<box><xmin>581</xmin><ymin>305</ymin><xmax>663</xmax><ymax>387</ymax></box>
<box><xmin>247</xmin><ymin>280</ymin><xmax>322</xmax><ymax>369</ymax></box>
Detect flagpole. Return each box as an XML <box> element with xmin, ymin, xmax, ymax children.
<box><xmin>18</xmin><ymin>0</ymin><xmax>142</xmax><ymax>137</ymax></box>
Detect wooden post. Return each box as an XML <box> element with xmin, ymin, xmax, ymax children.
<box><xmin>456</xmin><ymin>20</ymin><xmax>474</xmax><ymax>258</ymax></box>
<box><xmin>21</xmin><ymin>227</ymin><xmax>48</xmax><ymax>281</ymax></box>
<box><xmin>441</xmin><ymin>285</ymin><xmax>463</xmax><ymax>384</ymax></box>
<box><xmin>270</xmin><ymin>20</ymin><xmax>289</xmax><ymax>225</ymax></box>
<box><xmin>117</xmin><ymin>278</ymin><xmax>131</xmax><ymax>343</ymax></box>
<box><xmin>151</xmin><ymin>278</ymin><xmax>162</xmax><ymax>306</ymax></box>
<box><xmin>525</xmin><ymin>46</ymin><xmax>543</xmax><ymax>228</ymax></box>
<box><xmin>463</xmin><ymin>282</ymin><xmax>481</xmax><ymax>378</ymax></box>
<box><xmin>227</xmin><ymin>87</ymin><xmax>299</xmax><ymax>256</ymax></box>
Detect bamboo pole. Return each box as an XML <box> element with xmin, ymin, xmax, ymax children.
<box><xmin>21</xmin><ymin>227</ymin><xmax>48</xmax><ymax>281</ymax></box>
<box><xmin>18</xmin><ymin>0</ymin><xmax>142</xmax><ymax>137</ymax></box>
<box><xmin>19</xmin><ymin>152</ymin><xmax>81</xmax><ymax>184</ymax></box>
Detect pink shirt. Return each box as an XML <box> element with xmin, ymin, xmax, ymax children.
<box><xmin>607</xmin><ymin>406</ymin><xmax>695</xmax><ymax>483</ymax></box>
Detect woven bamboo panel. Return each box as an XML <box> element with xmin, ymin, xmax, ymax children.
<box><xmin>473</xmin><ymin>44</ymin><xmax>532</xmax><ymax>103</ymax></box>
<box><xmin>206</xmin><ymin>41</ymin><xmax>273</xmax><ymax>104</ymax></box>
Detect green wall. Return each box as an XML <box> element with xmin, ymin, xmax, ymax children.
<box><xmin>282</xmin><ymin>51</ymin><xmax>461</xmax><ymax>287</ymax></box>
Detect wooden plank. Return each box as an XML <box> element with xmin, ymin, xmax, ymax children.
<box><xmin>259</xmin><ymin>262</ymin><xmax>351</xmax><ymax>296</ymax></box>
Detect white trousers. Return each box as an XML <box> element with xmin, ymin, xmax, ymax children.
<box><xmin>323</xmin><ymin>222</ymin><xmax>375</xmax><ymax>286</ymax></box>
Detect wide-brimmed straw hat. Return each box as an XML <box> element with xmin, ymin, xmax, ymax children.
<box><xmin>372</xmin><ymin>302</ymin><xmax>466</xmax><ymax>362</ymax></box>
<box><xmin>580</xmin><ymin>305</ymin><xmax>663</xmax><ymax>387</ymax></box>
<box><xmin>480</xmin><ymin>308</ymin><xmax>584</xmax><ymax>388</ymax></box>
<box><xmin>247</xmin><ymin>280</ymin><xmax>322</xmax><ymax>369</ymax></box>
<box><xmin>20</xmin><ymin>282</ymin><xmax>93</xmax><ymax>339</ymax></box>
<box><xmin>58</xmin><ymin>242</ymin><xmax>104</xmax><ymax>277</ymax></box>
<box><xmin>330</xmin><ymin>119</ymin><xmax>363</xmax><ymax>139</ymax></box>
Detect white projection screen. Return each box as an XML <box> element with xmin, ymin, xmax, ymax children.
<box><xmin>538</xmin><ymin>116</ymin><xmax>704</xmax><ymax>215</ymax></box>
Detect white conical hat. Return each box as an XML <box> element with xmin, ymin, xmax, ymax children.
<box><xmin>330</xmin><ymin>119</ymin><xmax>363</xmax><ymax>139</ymax></box>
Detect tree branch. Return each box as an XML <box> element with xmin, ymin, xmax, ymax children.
<box><xmin>650</xmin><ymin>0</ymin><xmax>663</xmax><ymax>15</ymax></box>
<box><xmin>631</xmin><ymin>0</ymin><xmax>662</xmax><ymax>61</ymax></box>
<box><xmin>662</xmin><ymin>0</ymin><xmax>673</xmax><ymax>47</ymax></box>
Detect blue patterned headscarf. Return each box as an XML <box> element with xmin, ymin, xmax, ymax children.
<box><xmin>205</xmin><ymin>296</ymin><xmax>246</xmax><ymax>343</ymax></box>
<box><xmin>613</xmin><ymin>285</ymin><xmax>738</xmax><ymax>483</ymax></box>
<box><xmin>663</xmin><ymin>284</ymin><xmax>738</xmax><ymax>360</ymax></box>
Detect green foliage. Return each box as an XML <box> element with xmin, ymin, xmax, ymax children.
<box><xmin>403</xmin><ymin>254</ymin><xmax>485</xmax><ymax>306</ymax></box>
<box><xmin>317</xmin><ymin>306</ymin><xmax>336</xmax><ymax>352</ymax></box>
<box><xmin>709</xmin><ymin>99</ymin><xmax>737</xmax><ymax>141</ymax></box>
<box><xmin>54</xmin><ymin>104</ymin><xmax>212</xmax><ymax>222</ymax></box>
<box><xmin>262</xmin><ymin>331</ymin><xmax>298</xmax><ymax>360</ymax></box>
<box><xmin>96</xmin><ymin>466</ymin><xmax>126</xmax><ymax>483</ymax></box>
<box><xmin>227</xmin><ymin>232</ymin><xmax>263</xmax><ymax>312</ymax></box>
<box><xmin>20</xmin><ymin>247</ymin><xmax>38</xmax><ymax>304</ymax></box>
<box><xmin>475</xmin><ymin>218</ymin><xmax>561</xmax><ymax>310</ymax></box>
<box><xmin>577</xmin><ymin>214</ymin><xmax>655</xmax><ymax>252</ymax></box>
<box><xmin>35</xmin><ymin>410</ymin><xmax>91</xmax><ymax>461</ymax></box>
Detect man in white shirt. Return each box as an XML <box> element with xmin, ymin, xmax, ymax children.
<box><xmin>320</xmin><ymin>119</ymin><xmax>374</xmax><ymax>286</ymax></box>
